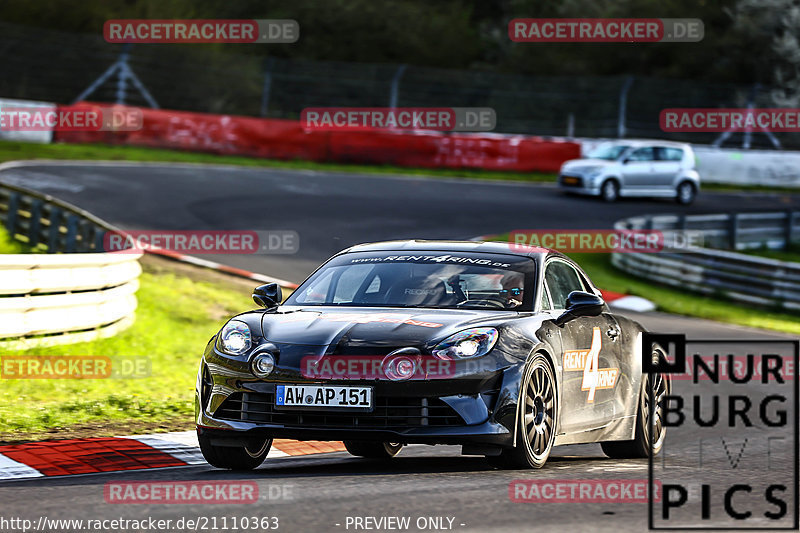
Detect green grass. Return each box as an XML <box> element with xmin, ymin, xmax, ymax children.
<box><xmin>492</xmin><ymin>233</ymin><xmax>800</xmax><ymax>334</ymax></box>
<box><xmin>0</xmin><ymin>227</ymin><xmax>26</xmax><ymax>253</ymax></box>
<box><xmin>0</xmin><ymin>229</ymin><xmax>256</xmax><ymax>439</ymax></box>
<box><xmin>741</xmin><ymin>243</ymin><xmax>800</xmax><ymax>263</ymax></box>
<box><xmin>569</xmin><ymin>253</ymin><xmax>800</xmax><ymax>334</ymax></box>
<box><xmin>0</xmin><ymin>140</ymin><xmax>557</xmax><ymax>183</ymax></box>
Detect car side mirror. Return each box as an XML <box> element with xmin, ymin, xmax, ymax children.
<box><xmin>621</xmin><ymin>157</ymin><xmax>630</xmax><ymax>164</ymax></box>
<box><xmin>554</xmin><ymin>291</ymin><xmax>605</xmax><ymax>326</ymax></box>
<box><xmin>253</xmin><ymin>283</ymin><xmax>282</xmax><ymax>308</ymax></box>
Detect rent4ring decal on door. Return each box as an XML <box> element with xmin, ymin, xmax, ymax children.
<box><xmin>563</xmin><ymin>327</ymin><xmax>619</xmax><ymax>402</ymax></box>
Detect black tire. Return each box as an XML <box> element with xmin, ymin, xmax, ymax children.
<box><xmin>487</xmin><ymin>353</ymin><xmax>557</xmax><ymax>469</ymax></box>
<box><xmin>197</xmin><ymin>430</ymin><xmax>272</xmax><ymax>470</ymax></box>
<box><xmin>601</xmin><ymin>179</ymin><xmax>620</xmax><ymax>202</ymax></box>
<box><xmin>676</xmin><ymin>181</ymin><xmax>696</xmax><ymax>205</ymax></box>
<box><xmin>601</xmin><ymin>348</ymin><xmax>669</xmax><ymax>458</ymax></box>
<box><xmin>344</xmin><ymin>441</ymin><xmax>402</xmax><ymax>459</ymax></box>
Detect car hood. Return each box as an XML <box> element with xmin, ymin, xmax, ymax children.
<box><xmin>561</xmin><ymin>158</ymin><xmax>616</xmax><ymax>173</ymax></box>
<box><xmin>260</xmin><ymin>306</ymin><xmax>521</xmax><ymax>348</ymax></box>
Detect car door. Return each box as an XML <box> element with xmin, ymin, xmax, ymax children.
<box><xmin>652</xmin><ymin>146</ymin><xmax>685</xmax><ymax>188</ymax></box>
<box><xmin>543</xmin><ymin>259</ymin><xmax>623</xmax><ymax>434</ymax></box>
<box><xmin>619</xmin><ymin>146</ymin><xmax>656</xmax><ymax>191</ymax></box>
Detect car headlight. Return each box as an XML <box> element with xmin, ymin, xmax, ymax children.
<box><xmin>432</xmin><ymin>327</ymin><xmax>498</xmax><ymax>360</ymax></box>
<box><xmin>586</xmin><ymin>168</ymin><xmax>604</xmax><ymax>180</ymax></box>
<box><xmin>216</xmin><ymin>320</ymin><xmax>252</xmax><ymax>355</ymax></box>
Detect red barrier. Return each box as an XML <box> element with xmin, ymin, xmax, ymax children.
<box><xmin>55</xmin><ymin>103</ymin><xmax>579</xmax><ymax>173</ymax></box>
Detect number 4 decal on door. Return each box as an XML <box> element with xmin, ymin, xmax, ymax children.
<box><xmin>562</xmin><ymin>327</ymin><xmax>620</xmax><ymax>403</ymax></box>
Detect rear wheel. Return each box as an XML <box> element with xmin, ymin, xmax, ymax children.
<box><xmin>601</xmin><ymin>348</ymin><xmax>669</xmax><ymax>458</ymax></box>
<box><xmin>487</xmin><ymin>354</ymin><xmax>557</xmax><ymax>469</ymax></box>
<box><xmin>197</xmin><ymin>430</ymin><xmax>272</xmax><ymax>470</ymax></box>
<box><xmin>676</xmin><ymin>181</ymin><xmax>696</xmax><ymax>205</ymax></box>
<box><xmin>344</xmin><ymin>441</ymin><xmax>403</xmax><ymax>459</ymax></box>
<box><xmin>601</xmin><ymin>179</ymin><xmax>620</xmax><ymax>202</ymax></box>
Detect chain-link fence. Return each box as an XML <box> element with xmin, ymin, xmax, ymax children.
<box><xmin>0</xmin><ymin>22</ymin><xmax>789</xmax><ymax>148</ymax></box>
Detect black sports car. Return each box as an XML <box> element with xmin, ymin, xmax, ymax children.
<box><xmin>196</xmin><ymin>240</ymin><xmax>668</xmax><ymax>469</ymax></box>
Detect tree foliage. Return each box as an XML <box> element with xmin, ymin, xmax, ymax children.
<box><xmin>0</xmin><ymin>0</ymin><xmax>788</xmax><ymax>85</ymax></box>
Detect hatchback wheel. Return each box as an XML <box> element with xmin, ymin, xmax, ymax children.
<box><xmin>601</xmin><ymin>180</ymin><xmax>620</xmax><ymax>202</ymax></box>
<box><xmin>676</xmin><ymin>181</ymin><xmax>696</xmax><ymax>205</ymax></box>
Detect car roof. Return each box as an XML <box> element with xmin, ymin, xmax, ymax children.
<box><xmin>596</xmin><ymin>139</ymin><xmax>690</xmax><ymax>149</ymax></box>
<box><xmin>341</xmin><ymin>239</ymin><xmax>553</xmax><ymax>260</ymax></box>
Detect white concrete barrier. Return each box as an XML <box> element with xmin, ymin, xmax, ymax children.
<box><xmin>0</xmin><ymin>97</ymin><xmax>56</xmax><ymax>144</ymax></box>
<box><xmin>0</xmin><ymin>252</ymin><xmax>142</xmax><ymax>339</ymax></box>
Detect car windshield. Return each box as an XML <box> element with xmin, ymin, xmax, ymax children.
<box><xmin>284</xmin><ymin>251</ymin><xmax>536</xmax><ymax>310</ymax></box>
<box><xmin>586</xmin><ymin>143</ymin><xmax>632</xmax><ymax>160</ymax></box>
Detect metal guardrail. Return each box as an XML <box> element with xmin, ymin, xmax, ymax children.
<box><xmin>0</xmin><ymin>180</ymin><xmax>141</xmax><ymax>348</ymax></box>
<box><xmin>612</xmin><ymin>211</ymin><xmax>800</xmax><ymax>312</ymax></box>
<box><xmin>630</xmin><ymin>210</ymin><xmax>799</xmax><ymax>251</ymax></box>
<box><xmin>0</xmin><ymin>181</ymin><xmax>114</xmax><ymax>252</ymax></box>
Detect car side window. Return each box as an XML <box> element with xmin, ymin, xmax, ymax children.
<box><xmin>659</xmin><ymin>147</ymin><xmax>684</xmax><ymax>161</ymax></box>
<box><xmin>544</xmin><ymin>261</ymin><xmax>585</xmax><ymax>310</ymax></box>
<box><xmin>626</xmin><ymin>147</ymin><xmax>655</xmax><ymax>162</ymax></box>
<box><xmin>540</xmin><ymin>282</ymin><xmax>552</xmax><ymax>311</ymax></box>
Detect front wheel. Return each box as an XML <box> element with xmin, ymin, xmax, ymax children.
<box><xmin>197</xmin><ymin>430</ymin><xmax>272</xmax><ymax>470</ymax></box>
<box><xmin>487</xmin><ymin>354</ymin><xmax>557</xmax><ymax>469</ymax></box>
<box><xmin>344</xmin><ymin>441</ymin><xmax>402</xmax><ymax>459</ymax></box>
<box><xmin>601</xmin><ymin>180</ymin><xmax>620</xmax><ymax>202</ymax></box>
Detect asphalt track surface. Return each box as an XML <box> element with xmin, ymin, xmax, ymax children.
<box><xmin>0</xmin><ymin>161</ymin><xmax>798</xmax><ymax>532</ymax></box>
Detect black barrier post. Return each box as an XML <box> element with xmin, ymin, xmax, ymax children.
<box><xmin>47</xmin><ymin>207</ymin><xmax>62</xmax><ymax>253</ymax></box>
<box><xmin>728</xmin><ymin>212</ymin><xmax>739</xmax><ymax>250</ymax></box>
<box><xmin>5</xmin><ymin>191</ymin><xmax>19</xmax><ymax>235</ymax></box>
<box><xmin>28</xmin><ymin>198</ymin><xmax>43</xmax><ymax>247</ymax></box>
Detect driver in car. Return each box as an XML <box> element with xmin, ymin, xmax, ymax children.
<box><xmin>499</xmin><ymin>273</ymin><xmax>524</xmax><ymax>308</ymax></box>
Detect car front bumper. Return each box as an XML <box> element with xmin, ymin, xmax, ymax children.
<box><xmin>558</xmin><ymin>173</ymin><xmax>600</xmax><ymax>195</ymax></box>
<box><xmin>196</xmin><ymin>345</ymin><xmax>521</xmax><ymax>447</ymax></box>
<box><xmin>196</xmin><ymin>379</ymin><xmax>514</xmax><ymax>446</ymax></box>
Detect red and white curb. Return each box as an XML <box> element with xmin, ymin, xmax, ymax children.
<box><xmin>599</xmin><ymin>290</ymin><xmax>656</xmax><ymax>313</ymax></box>
<box><xmin>148</xmin><ymin>249</ymin><xmax>300</xmax><ymax>289</ymax></box>
<box><xmin>0</xmin><ymin>432</ymin><xmax>346</xmax><ymax>481</ymax></box>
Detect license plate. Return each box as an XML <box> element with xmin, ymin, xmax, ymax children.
<box><xmin>275</xmin><ymin>384</ymin><xmax>373</xmax><ymax>410</ymax></box>
<box><xmin>562</xmin><ymin>176</ymin><xmax>579</xmax><ymax>185</ymax></box>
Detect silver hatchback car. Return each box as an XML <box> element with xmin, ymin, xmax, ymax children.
<box><xmin>558</xmin><ymin>141</ymin><xmax>700</xmax><ymax>204</ymax></box>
